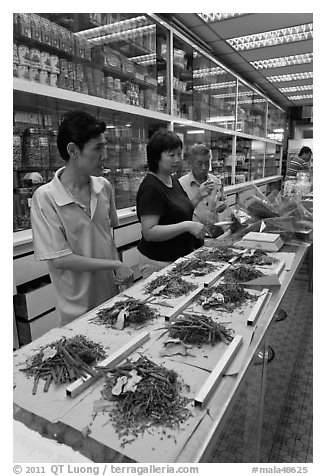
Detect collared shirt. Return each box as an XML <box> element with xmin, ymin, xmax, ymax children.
<box><xmin>31</xmin><ymin>167</ymin><xmax>119</xmax><ymax>327</ymax></box>
<box><xmin>179</xmin><ymin>171</ymin><xmax>221</xmax><ymax>225</ymax></box>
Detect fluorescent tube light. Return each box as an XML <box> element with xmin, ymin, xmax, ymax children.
<box><xmin>187</xmin><ymin>129</ymin><xmax>205</xmax><ymax>134</ymax></box>
<box><xmin>193</xmin><ymin>67</ymin><xmax>225</xmax><ymax>78</ymax></box>
<box><xmin>267</xmin><ymin>72</ymin><xmax>313</xmax><ymax>83</ymax></box>
<box><xmin>227</xmin><ymin>23</ymin><xmax>313</xmax><ymax>51</ymax></box>
<box><xmin>279</xmin><ymin>85</ymin><xmax>313</xmax><ymax>93</ymax></box>
<box><xmin>193</xmin><ymin>81</ymin><xmax>236</xmax><ymax>91</ymax></box>
<box><xmin>198</xmin><ymin>13</ymin><xmax>246</xmax><ymax>23</ymax></box>
<box><xmin>250</xmin><ymin>53</ymin><xmax>313</xmax><ymax>69</ymax></box>
<box><xmin>75</xmin><ymin>16</ymin><xmax>149</xmax><ymax>38</ymax></box>
<box><xmin>287</xmin><ymin>94</ymin><xmax>313</xmax><ymax>100</ymax></box>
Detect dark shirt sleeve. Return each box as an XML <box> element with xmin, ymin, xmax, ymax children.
<box><xmin>137</xmin><ymin>182</ymin><xmax>164</xmax><ymax>218</ymax></box>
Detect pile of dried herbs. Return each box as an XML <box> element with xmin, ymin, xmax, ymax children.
<box><xmin>167</xmin><ymin>313</ymin><xmax>234</xmax><ymax>345</ymax></box>
<box><xmin>223</xmin><ymin>265</ymin><xmax>264</xmax><ymax>283</ymax></box>
<box><xmin>92</xmin><ymin>298</ymin><xmax>157</xmax><ymax>328</ymax></box>
<box><xmin>195</xmin><ymin>246</ymin><xmax>236</xmax><ymax>263</ymax></box>
<box><xmin>199</xmin><ymin>283</ymin><xmax>257</xmax><ymax>311</ymax></box>
<box><xmin>21</xmin><ymin>335</ymin><xmax>106</xmax><ymax>394</ymax></box>
<box><xmin>145</xmin><ymin>274</ymin><xmax>196</xmax><ymax>298</ymax></box>
<box><xmin>171</xmin><ymin>257</ymin><xmax>216</xmax><ymax>276</ymax></box>
<box><xmin>102</xmin><ymin>356</ymin><xmax>191</xmax><ymax>440</ymax></box>
<box><xmin>238</xmin><ymin>249</ymin><xmax>278</xmax><ymax>266</ymax></box>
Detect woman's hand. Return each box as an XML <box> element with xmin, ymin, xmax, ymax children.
<box><xmin>114</xmin><ymin>264</ymin><xmax>134</xmax><ymax>286</ymax></box>
<box><xmin>186</xmin><ymin>221</ymin><xmax>206</xmax><ymax>239</ymax></box>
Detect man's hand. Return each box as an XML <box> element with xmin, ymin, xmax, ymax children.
<box><xmin>198</xmin><ymin>180</ymin><xmax>215</xmax><ymax>199</ymax></box>
<box><xmin>215</xmin><ymin>200</ymin><xmax>227</xmax><ymax>213</ymax></box>
<box><xmin>114</xmin><ymin>264</ymin><xmax>134</xmax><ymax>286</ymax></box>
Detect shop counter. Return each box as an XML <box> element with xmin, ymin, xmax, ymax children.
<box><xmin>13</xmin><ymin>240</ymin><xmax>310</xmax><ymax>463</ymax></box>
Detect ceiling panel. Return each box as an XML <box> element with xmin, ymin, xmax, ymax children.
<box><xmin>164</xmin><ymin>13</ymin><xmax>313</xmax><ymax>107</ymax></box>
<box><xmin>190</xmin><ymin>25</ymin><xmax>221</xmax><ymax>42</ymax></box>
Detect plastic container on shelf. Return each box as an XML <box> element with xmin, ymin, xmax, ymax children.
<box><xmin>18</xmin><ymin>45</ymin><xmax>30</xmax><ymax>66</ymax></box>
<box><xmin>13</xmin><ymin>128</ymin><xmax>23</xmax><ymax>170</ymax></box>
<box><xmin>23</xmin><ymin>128</ymin><xmax>50</xmax><ymax>168</ymax></box>
<box><xmin>119</xmin><ymin>139</ymin><xmax>132</xmax><ymax>168</ymax></box>
<box><xmin>114</xmin><ymin>175</ymin><xmax>131</xmax><ymax>209</ymax></box>
<box><xmin>49</xmin><ymin>130</ymin><xmax>63</xmax><ymax>169</ymax></box>
<box><xmin>129</xmin><ymin>172</ymin><xmax>142</xmax><ymax>205</ymax></box>
<box><xmin>16</xmin><ymin>187</ymin><xmax>32</xmax><ymax>230</ymax></box>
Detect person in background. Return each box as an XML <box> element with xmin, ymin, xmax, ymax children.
<box><xmin>136</xmin><ymin>130</ymin><xmax>205</xmax><ymax>278</ymax></box>
<box><xmin>286</xmin><ymin>146</ymin><xmax>312</xmax><ymax>179</ymax></box>
<box><xmin>179</xmin><ymin>143</ymin><xmax>227</xmax><ymax>242</ymax></box>
<box><xmin>31</xmin><ymin>110</ymin><xmax>133</xmax><ymax>326</ymax></box>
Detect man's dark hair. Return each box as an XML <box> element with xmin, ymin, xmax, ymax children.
<box><xmin>298</xmin><ymin>146</ymin><xmax>312</xmax><ymax>157</ymax></box>
<box><xmin>57</xmin><ymin>110</ymin><xmax>106</xmax><ymax>161</ymax></box>
<box><xmin>147</xmin><ymin>129</ymin><xmax>183</xmax><ymax>172</ymax></box>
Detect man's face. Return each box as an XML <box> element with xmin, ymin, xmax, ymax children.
<box><xmin>304</xmin><ymin>152</ymin><xmax>312</xmax><ymax>162</ymax></box>
<box><xmin>76</xmin><ymin>133</ymin><xmax>107</xmax><ymax>177</ymax></box>
<box><xmin>191</xmin><ymin>154</ymin><xmax>210</xmax><ymax>182</ymax></box>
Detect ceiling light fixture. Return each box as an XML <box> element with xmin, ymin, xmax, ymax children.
<box><xmin>287</xmin><ymin>94</ymin><xmax>313</xmax><ymax>100</ymax></box>
<box><xmin>193</xmin><ymin>81</ymin><xmax>236</xmax><ymax>91</ymax></box>
<box><xmin>227</xmin><ymin>23</ymin><xmax>313</xmax><ymax>51</ymax></box>
<box><xmin>212</xmin><ymin>91</ymin><xmax>253</xmax><ymax>99</ymax></box>
<box><xmin>279</xmin><ymin>85</ymin><xmax>313</xmax><ymax>93</ymax></box>
<box><xmin>75</xmin><ymin>15</ymin><xmax>149</xmax><ymax>38</ymax></box>
<box><xmin>187</xmin><ymin>129</ymin><xmax>205</xmax><ymax>134</ymax></box>
<box><xmin>250</xmin><ymin>53</ymin><xmax>313</xmax><ymax>69</ymax></box>
<box><xmin>193</xmin><ymin>67</ymin><xmax>225</xmax><ymax>78</ymax></box>
<box><xmin>130</xmin><ymin>53</ymin><xmax>156</xmax><ymax>65</ymax></box>
<box><xmin>198</xmin><ymin>13</ymin><xmax>246</xmax><ymax>23</ymax></box>
<box><xmin>88</xmin><ymin>24</ymin><xmax>156</xmax><ymax>46</ymax></box>
<box><xmin>237</xmin><ymin>99</ymin><xmax>266</xmax><ymax>104</ymax></box>
<box><xmin>266</xmin><ymin>72</ymin><xmax>313</xmax><ymax>83</ymax></box>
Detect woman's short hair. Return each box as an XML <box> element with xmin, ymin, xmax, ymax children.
<box><xmin>188</xmin><ymin>143</ymin><xmax>210</xmax><ymax>160</ymax></box>
<box><xmin>57</xmin><ymin>110</ymin><xmax>106</xmax><ymax>161</ymax></box>
<box><xmin>298</xmin><ymin>146</ymin><xmax>312</xmax><ymax>157</ymax></box>
<box><xmin>147</xmin><ymin>129</ymin><xmax>183</xmax><ymax>172</ymax></box>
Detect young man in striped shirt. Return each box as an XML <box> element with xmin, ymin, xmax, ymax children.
<box><xmin>286</xmin><ymin>146</ymin><xmax>312</xmax><ymax>179</ymax></box>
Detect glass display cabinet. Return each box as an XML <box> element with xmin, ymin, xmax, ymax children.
<box><xmin>13</xmin><ymin>12</ymin><xmax>285</xmax><ymax>232</ymax></box>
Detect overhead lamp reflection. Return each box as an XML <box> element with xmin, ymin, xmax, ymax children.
<box><xmin>186</xmin><ymin>130</ymin><xmax>205</xmax><ymax>134</ymax></box>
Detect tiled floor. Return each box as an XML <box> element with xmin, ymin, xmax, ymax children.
<box><xmin>210</xmin><ymin>256</ymin><xmax>313</xmax><ymax>463</ymax></box>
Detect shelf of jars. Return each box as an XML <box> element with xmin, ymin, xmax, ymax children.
<box><xmin>13</xmin><ymin>12</ymin><xmax>285</xmax><ymax>233</ymax></box>
<box><xmin>13</xmin><ymin>13</ymin><xmax>168</xmax><ymax>116</ymax></box>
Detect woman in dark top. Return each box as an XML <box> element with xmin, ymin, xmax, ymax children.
<box><xmin>136</xmin><ymin>130</ymin><xmax>205</xmax><ymax>278</ymax></box>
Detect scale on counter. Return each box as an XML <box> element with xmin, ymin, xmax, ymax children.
<box><xmin>235</xmin><ymin>232</ymin><xmax>284</xmax><ymax>252</ymax></box>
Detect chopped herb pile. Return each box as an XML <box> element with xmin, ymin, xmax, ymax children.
<box><xmin>145</xmin><ymin>274</ymin><xmax>196</xmax><ymax>298</ymax></box>
<box><xmin>238</xmin><ymin>249</ymin><xmax>278</xmax><ymax>266</ymax></box>
<box><xmin>171</xmin><ymin>258</ymin><xmax>216</xmax><ymax>276</ymax></box>
<box><xmin>199</xmin><ymin>283</ymin><xmax>257</xmax><ymax>310</ymax></box>
<box><xmin>223</xmin><ymin>265</ymin><xmax>264</xmax><ymax>283</ymax></box>
<box><xmin>195</xmin><ymin>246</ymin><xmax>237</xmax><ymax>263</ymax></box>
<box><xmin>92</xmin><ymin>298</ymin><xmax>157</xmax><ymax>327</ymax></box>
<box><xmin>167</xmin><ymin>313</ymin><xmax>234</xmax><ymax>345</ymax></box>
<box><xmin>21</xmin><ymin>335</ymin><xmax>106</xmax><ymax>394</ymax></box>
<box><xmin>102</xmin><ymin>356</ymin><xmax>191</xmax><ymax>440</ymax></box>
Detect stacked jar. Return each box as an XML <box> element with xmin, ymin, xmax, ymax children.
<box><xmin>13</xmin><ymin>127</ymin><xmax>23</xmax><ymax>170</ymax></box>
<box><xmin>23</xmin><ymin>128</ymin><xmax>50</xmax><ymax>168</ymax></box>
